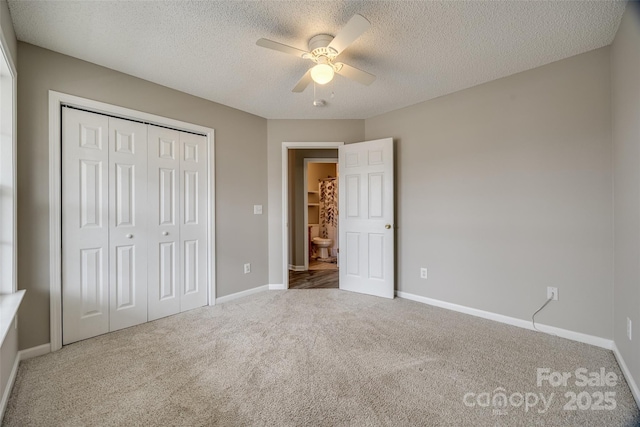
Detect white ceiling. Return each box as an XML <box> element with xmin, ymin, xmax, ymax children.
<box><xmin>8</xmin><ymin>1</ymin><xmax>626</xmax><ymax>119</ymax></box>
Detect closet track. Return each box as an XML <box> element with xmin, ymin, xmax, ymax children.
<box><xmin>61</xmin><ymin>104</ymin><xmax>206</xmax><ymax>137</ymax></box>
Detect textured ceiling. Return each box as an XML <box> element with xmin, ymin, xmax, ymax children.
<box><xmin>8</xmin><ymin>1</ymin><xmax>626</xmax><ymax>119</ymax></box>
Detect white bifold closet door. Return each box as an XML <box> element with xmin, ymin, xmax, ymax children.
<box><xmin>147</xmin><ymin>126</ymin><xmax>208</xmax><ymax>321</ymax></box>
<box><xmin>108</xmin><ymin>117</ymin><xmax>148</xmax><ymax>332</ymax></box>
<box><xmin>62</xmin><ymin>108</ymin><xmax>208</xmax><ymax>345</ymax></box>
<box><xmin>178</xmin><ymin>132</ymin><xmax>208</xmax><ymax>312</ymax></box>
<box><xmin>62</xmin><ymin>108</ymin><xmax>111</xmax><ymax>344</ymax></box>
<box><xmin>62</xmin><ymin>110</ymin><xmax>148</xmax><ymax>344</ymax></box>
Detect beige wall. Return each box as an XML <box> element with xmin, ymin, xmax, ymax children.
<box><xmin>308</xmin><ymin>163</ymin><xmax>337</xmax><ymax>192</ymax></box>
<box><xmin>612</xmin><ymin>2</ymin><xmax>640</xmax><ymax>394</ymax></box>
<box><xmin>17</xmin><ymin>43</ymin><xmax>268</xmax><ymax>350</ymax></box>
<box><xmin>267</xmin><ymin>120</ymin><xmax>364</xmax><ymax>284</ymax></box>
<box><xmin>289</xmin><ymin>151</ymin><xmax>337</xmax><ymax>267</ymax></box>
<box><xmin>365</xmin><ymin>47</ymin><xmax>613</xmax><ymax>339</ymax></box>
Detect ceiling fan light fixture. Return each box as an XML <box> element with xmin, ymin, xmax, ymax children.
<box><xmin>310</xmin><ymin>63</ymin><xmax>335</xmax><ymax>85</ymax></box>
<box><xmin>257</xmin><ymin>14</ymin><xmax>375</xmax><ymax>93</ymax></box>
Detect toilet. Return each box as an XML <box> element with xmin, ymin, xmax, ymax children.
<box><xmin>312</xmin><ymin>237</ymin><xmax>333</xmax><ymax>259</ymax></box>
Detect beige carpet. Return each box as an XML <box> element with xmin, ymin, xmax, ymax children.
<box><xmin>4</xmin><ymin>290</ymin><xmax>639</xmax><ymax>426</ymax></box>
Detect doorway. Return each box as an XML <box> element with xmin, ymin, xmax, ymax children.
<box><xmin>290</xmin><ymin>157</ymin><xmax>339</xmax><ymax>289</ymax></box>
<box><xmin>281</xmin><ymin>142</ymin><xmax>343</xmax><ymax>289</ymax></box>
<box><xmin>304</xmin><ymin>159</ymin><xmax>339</xmax><ymax>268</ymax></box>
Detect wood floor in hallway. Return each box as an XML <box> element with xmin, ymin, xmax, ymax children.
<box><xmin>289</xmin><ymin>262</ymin><xmax>338</xmax><ymax>289</ymax></box>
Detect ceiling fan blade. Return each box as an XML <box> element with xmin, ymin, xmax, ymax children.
<box><xmin>292</xmin><ymin>70</ymin><xmax>313</xmax><ymax>92</ymax></box>
<box><xmin>327</xmin><ymin>14</ymin><xmax>370</xmax><ymax>55</ymax></box>
<box><xmin>256</xmin><ymin>38</ymin><xmax>309</xmax><ymax>58</ymax></box>
<box><xmin>335</xmin><ymin>63</ymin><xmax>376</xmax><ymax>86</ymax></box>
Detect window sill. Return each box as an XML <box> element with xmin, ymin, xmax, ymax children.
<box><xmin>0</xmin><ymin>290</ymin><xmax>25</xmax><ymax>345</ymax></box>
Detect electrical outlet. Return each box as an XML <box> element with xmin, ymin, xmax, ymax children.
<box><xmin>253</xmin><ymin>205</ymin><xmax>263</xmax><ymax>215</ymax></box>
<box><xmin>627</xmin><ymin>318</ymin><xmax>632</xmax><ymax>341</ymax></box>
<box><xmin>420</xmin><ymin>268</ymin><xmax>428</xmax><ymax>279</ymax></box>
<box><xmin>547</xmin><ymin>287</ymin><xmax>558</xmax><ymax>301</ymax></box>
<box><xmin>243</xmin><ymin>263</ymin><xmax>251</xmax><ymax>274</ymax></box>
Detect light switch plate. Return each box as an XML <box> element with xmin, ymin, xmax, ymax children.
<box><xmin>253</xmin><ymin>205</ymin><xmax>263</xmax><ymax>215</ymax></box>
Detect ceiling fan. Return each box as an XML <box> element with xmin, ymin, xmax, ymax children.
<box><xmin>256</xmin><ymin>14</ymin><xmax>376</xmax><ymax>93</ymax></box>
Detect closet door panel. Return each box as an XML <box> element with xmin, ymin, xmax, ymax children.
<box><xmin>108</xmin><ymin>117</ymin><xmax>148</xmax><ymax>331</ymax></box>
<box><xmin>179</xmin><ymin>132</ymin><xmax>208</xmax><ymax>311</ymax></box>
<box><xmin>148</xmin><ymin>126</ymin><xmax>181</xmax><ymax>320</ymax></box>
<box><xmin>62</xmin><ymin>108</ymin><xmax>110</xmax><ymax>344</ymax></box>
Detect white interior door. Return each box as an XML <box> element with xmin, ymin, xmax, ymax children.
<box><xmin>147</xmin><ymin>125</ymin><xmax>181</xmax><ymax>321</ymax></box>
<box><xmin>62</xmin><ymin>108</ymin><xmax>110</xmax><ymax>344</ymax></box>
<box><xmin>108</xmin><ymin>117</ymin><xmax>148</xmax><ymax>331</ymax></box>
<box><xmin>179</xmin><ymin>132</ymin><xmax>208</xmax><ymax>312</ymax></box>
<box><xmin>339</xmin><ymin>138</ymin><xmax>394</xmax><ymax>298</ymax></box>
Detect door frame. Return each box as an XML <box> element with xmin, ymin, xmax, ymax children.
<box><xmin>303</xmin><ymin>158</ymin><xmax>338</xmax><ymax>271</ymax></box>
<box><xmin>281</xmin><ymin>142</ymin><xmax>343</xmax><ymax>289</ymax></box>
<box><xmin>48</xmin><ymin>91</ymin><xmax>216</xmax><ymax>351</ymax></box>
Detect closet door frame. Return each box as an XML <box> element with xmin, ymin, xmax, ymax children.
<box><xmin>49</xmin><ymin>91</ymin><xmax>216</xmax><ymax>352</ymax></box>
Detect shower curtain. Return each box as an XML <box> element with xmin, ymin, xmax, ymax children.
<box><xmin>319</xmin><ymin>177</ymin><xmax>338</xmax><ymax>261</ymax></box>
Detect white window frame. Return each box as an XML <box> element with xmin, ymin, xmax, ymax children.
<box><xmin>0</xmin><ymin>30</ymin><xmax>17</xmax><ymax>296</ymax></box>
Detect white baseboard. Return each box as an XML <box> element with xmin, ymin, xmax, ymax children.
<box><xmin>612</xmin><ymin>343</ymin><xmax>640</xmax><ymax>409</ymax></box>
<box><xmin>215</xmin><ymin>285</ymin><xmax>269</xmax><ymax>304</ymax></box>
<box><xmin>0</xmin><ymin>342</ymin><xmax>52</xmax><ymax>420</ymax></box>
<box><xmin>396</xmin><ymin>291</ymin><xmax>613</xmax><ymax>350</ymax></box>
<box><xmin>288</xmin><ymin>265</ymin><xmax>305</xmax><ymax>272</ymax></box>
<box><xmin>268</xmin><ymin>284</ymin><xmax>286</xmax><ymax>290</ymax></box>
<box><xmin>19</xmin><ymin>343</ymin><xmax>51</xmax><ymax>360</ymax></box>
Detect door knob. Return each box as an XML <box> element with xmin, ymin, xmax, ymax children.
<box><xmin>126</xmin><ymin>234</ymin><xmax>133</xmax><ymax>239</ymax></box>
<box><xmin>162</xmin><ymin>231</ymin><xmax>169</xmax><ymax>236</ymax></box>
<box><xmin>385</xmin><ymin>224</ymin><xmax>391</xmax><ymax>229</ymax></box>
